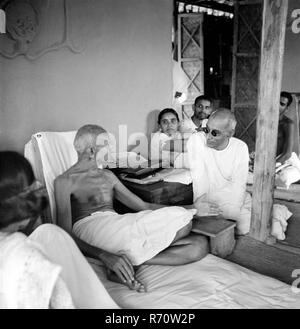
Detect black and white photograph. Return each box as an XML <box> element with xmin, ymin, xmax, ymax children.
<box><xmin>0</xmin><ymin>0</ymin><xmax>300</xmax><ymax>315</ymax></box>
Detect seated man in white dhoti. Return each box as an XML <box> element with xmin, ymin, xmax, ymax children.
<box><xmin>0</xmin><ymin>151</ymin><xmax>119</xmax><ymax>309</ymax></box>
<box><xmin>187</xmin><ymin>109</ymin><xmax>251</xmax><ymax>235</ymax></box>
<box><xmin>54</xmin><ymin>125</ymin><xmax>211</xmax><ymax>292</ymax></box>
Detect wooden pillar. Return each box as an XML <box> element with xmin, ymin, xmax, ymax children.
<box><xmin>250</xmin><ymin>0</ymin><xmax>288</xmax><ymax>243</ymax></box>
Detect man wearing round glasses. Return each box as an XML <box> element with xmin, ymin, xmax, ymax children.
<box><xmin>187</xmin><ymin>109</ymin><xmax>251</xmax><ymax>235</ymax></box>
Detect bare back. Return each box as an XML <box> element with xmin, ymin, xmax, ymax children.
<box><xmin>64</xmin><ymin>167</ymin><xmax>116</xmax><ymax>225</ymax></box>
<box><xmin>55</xmin><ymin>158</ymin><xmax>155</xmax><ymax>233</ymax></box>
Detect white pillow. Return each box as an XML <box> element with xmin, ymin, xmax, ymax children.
<box><xmin>275</xmin><ymin>152</ymin><xmax>300</xmax><ymax>189</ymax></box>
<box><xmin>275</xmin><ymin>166</ymin><xmax>300</xmax><ymax>189</ymax></box>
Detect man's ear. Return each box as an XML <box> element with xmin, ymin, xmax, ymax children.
<box><xmin>88</xmin><ymin>147</ymin><xmax>96</xmax><ymax>158</ymax></box>
<box><xmin>229</xmin><ymin>129</ymin><xmax>235</xmax><ymax>137</ymax></box>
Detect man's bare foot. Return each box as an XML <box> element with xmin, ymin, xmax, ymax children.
<box><xmin>107</xmin><ymin>269</ymin><xmax>146</xmax><ymax>292</ymax></box>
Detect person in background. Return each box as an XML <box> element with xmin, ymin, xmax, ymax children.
<box><xmin>180</xmin><ymin>95</ymin><xmax>213</xmax><ymax>134</ymax></box>
<box><xmin>150</xmin><ymin>108</ymin><xmax>185</xmax><ymax>166</ymax></box>
<box><xmin>0</xmin><ymin>151</ymin><xmax>119</xmax><ymax>309</ymax></box>
<box><xmin>277</xmin><ymin>91</ymin><xmax>295</xmax><ymax>164</ymax></box>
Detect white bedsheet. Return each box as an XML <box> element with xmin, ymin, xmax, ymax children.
<box><xmin>88</xmin><ymin>255</ymin><xmax>300</xmax><ymax>309</ymax></box>
<box><xmin>25</xmin><ymin>131</ymin><xmax>78</xmax><ymax>223</ymax></box>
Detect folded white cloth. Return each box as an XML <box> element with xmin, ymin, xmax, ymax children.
<box><xmin>271</xmin><ymin>204</ymin><xmax>293</xmax><ymax>240</ymax></box>
<box><xmin>217</xmin><ymin>191</ymin><xmax>292</xmax><ymax>240</ymax></box>
<box><xmin>275</xmin><ymin>152</ymin><xmax>300</xmax><ymax>189</ymax></box>
<box><xmin>231</xmin><ymin>196</ymin><xmax>292</xmax><ymax>240</ymax></box>
<box><xmin>73</xmin><ymin>207</ymin><xmax>196</xmax><ymax>265</ymax></box>
<box><xmin>25</xmin><ymin>131</ymin><xmax>78</xmax><ymax>223</ymax></box>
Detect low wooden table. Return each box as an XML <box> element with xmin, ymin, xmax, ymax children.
<box><xmin>192</xmin><ymin>216</ymin><xmax>236</xmax><ymax>258</ymax></box>
<box><xmin>120</xmin><ymin>180</ymin><xmax>193</xmax><ymax>206</ymax></box>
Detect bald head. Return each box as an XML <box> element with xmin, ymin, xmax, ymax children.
<box><xmin>205</xmin><ymin>109</ymin><xmax>237</xmax><ymax>150</ymax></box>
<box><xmin>209</xmin><ymin>108</ymin><xmax>237</xmax><ymax>134</ymax></box>
<box><xmin>74</xmin><ymin>124</ymin><xmax>107</xmax><ymax>155</ymax></box>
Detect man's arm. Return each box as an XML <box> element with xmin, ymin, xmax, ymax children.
<box><xmin>186</xmin><ymin>133</ymin><xmax>208</xmax><ymax>201</ymax></box>
<box><xmin>226</xmin><ymin>142</ymin><xmax>249</xmax><ymax>216</ymax></box>
<box><xmin>54</xmin><ymin>176</ymin><xmax>73</xmax><ymax>233</ymax></box>
<box><xmin>183</xmin><ymin>199</ymin><xmax>221</xmax><ymax>216</ymax></box>
<box><xmin>278</xmin><ymin>120</ymin><xmax>295</xmax><ymax>163</ymax></box>
<box><xmin>54</xmin><ymin>176</ymin><xmax>135</xmax><ymax>283</ymax></box>
<box><xmin>110</xmin><ymin>170</ymin><xmax>220</xmax><ymax>217</ymax></box>
<box><xmin>107</xmin><ymin>171</ymin><xmax>163</xmax><ymax>211</ymax></box>
<box><xmin>72</xmin><ymin>235</ymin><xmax>135</xmax><ymax>284</ymax></box>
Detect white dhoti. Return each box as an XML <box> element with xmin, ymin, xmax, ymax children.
<box><xmin>73</xmin><ymin>207</ymin><xmax>196</xmax><ymax>266</ymax></box>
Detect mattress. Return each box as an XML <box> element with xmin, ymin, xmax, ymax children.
<box><xmin>88</xmin><ymin>254</ymin><xmax>300</xmax><ymax>309</ymax></box>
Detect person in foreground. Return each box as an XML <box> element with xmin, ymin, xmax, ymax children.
<box><xmin>54</xmin><ymin>125</ymin><xmax>212</xmax><ymax>292</ymax></box>
<box><xmin>187</xmin><ymin>109</ymin><xmax>251</xmax><ymax>235</ymax></box>
<box><xmin>0</xmin><ymin>151</ymin><xmax>119</xmax><ymax>308</ymax></box>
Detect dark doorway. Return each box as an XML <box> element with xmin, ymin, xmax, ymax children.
<box><xmin>203</xmin><ymin>14</ymin><xmax>233</xmax><ymax>108</ymax></box>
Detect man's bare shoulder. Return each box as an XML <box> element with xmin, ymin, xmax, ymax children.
<box><xmin>55</xmin><ymin>163</ymin><xmax>80</xmax><ymax>181</ymax></box>
<box><xmin>101</xmin><ymin>168</ymin><xmax>118</xmax><ymax>182</ymax></box>
<box><xmin>54</xmin><ymin>170</ymin><xmax>74</xmax><ymax>190</ymax></box>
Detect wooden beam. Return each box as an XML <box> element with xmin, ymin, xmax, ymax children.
<box><xmin>230</xmin><ymin>0</ymin><xmax>239</xmax><ymax>112</ymax></box>
<box><xmin>250</xmin><ymin>0</ymin><xmax>288</xmax><ymax>243</ymax></box>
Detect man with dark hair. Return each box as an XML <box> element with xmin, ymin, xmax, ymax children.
<box><xmin>280</xmin><ymin>91</ymin><xmax>293</xmax><ymax>109</ymax></box>
<box><xmin>180</xmin><ymin>95</ymin><xmax>213</xmax><ymax>133</ymax></box>
<box><xmin>0</xmin><ymin>151</ymin><xmax>119</xmax><ymax>309</ymax></box>
<box><xmin>277</xmin><ymin>91</ymin><xmax>295</xmax><ymax>164</ymax></box>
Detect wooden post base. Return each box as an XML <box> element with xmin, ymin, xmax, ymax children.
<box><xmin>192</xmin><ymin>216</ymin><xmax>236</xmax><ymax>258</ymax></box>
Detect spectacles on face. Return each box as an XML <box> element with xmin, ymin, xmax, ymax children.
<box><xmin>202</xmin><ymin>126</ymin><xmax>222</xmax><ymax>137</ymax></box>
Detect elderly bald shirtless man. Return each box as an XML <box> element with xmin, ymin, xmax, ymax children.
<box><xmin>54</xmin><ymin>125</ymin><xmax>213</xmax><ymax>292</ymax></box>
